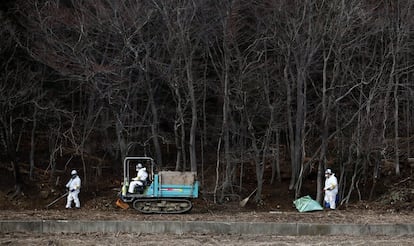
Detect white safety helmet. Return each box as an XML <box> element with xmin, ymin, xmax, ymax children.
<box><xmin>71</xmin><ymin>170</ymin><xmax>77</xmax><ymax>175</ymax></box>
<box><xmin>325</xmin><ymin>169</ymin><xmax>332</xmax><ymax>175</ymax></box>
<box><xmin>136</xmin><ymin>163</ymin><xmax>143</xmax><ymax>171</ymax></box>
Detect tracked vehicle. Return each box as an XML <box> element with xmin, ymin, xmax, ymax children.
<box><xmin>119</xmin><ymin>156</ymin><xmax>199</xmax><ymax>214</ymax></box>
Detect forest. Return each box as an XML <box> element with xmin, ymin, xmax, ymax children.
<box><xmin>0</xmin><ymin>0</ymin><xmax>413</xmax><ymax>207</ymax></box>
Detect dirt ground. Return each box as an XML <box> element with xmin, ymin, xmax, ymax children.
<box><xmin>1</xmin><ymin>232</ymin><xmax>414</xmax><ymax>246</ymax></box>
<box><xmin>1</xmin><ymin>204</ymin><xmax>414</xmax><ymax>224</ymax></box>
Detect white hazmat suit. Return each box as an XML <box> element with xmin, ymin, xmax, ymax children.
<box><xmin>66</xmin><ymin>170</ymin><xmax>81</xmax><ymax>208</ymax></box>
<box><xmin>128</xmin><ymin>164</ymin><xmax>148</xmax><ymax>193</ymax></box>
<box><xmin>323</xmin><ymin>169</ymin><xmax>338</xmax><ymax>210</ymax></box>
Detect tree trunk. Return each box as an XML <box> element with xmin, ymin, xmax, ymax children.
<box><xmin>186</xmin><ymin>60</ymin><xmax>198</xmax><ymax>173</ymax></box>
<box><xmin>317</xmin><ymin>50</ymin><xmax>332</xmax><ymax>203</ymax></box>
<box><xmin>290</xmin><ymin>69</ymin><xmax>306</xmax><ymax>193</ymax></box>
<box><xmin>146</xmin><ymin>71</ymin><xmax>162</xmax><ymax>166</ymax></box>
<box><xmin>271</xmin><ymin>129</ymin><xmax>281</xmax><ymax>184</ymax></box>
<box><xmin>393</xmin><ymin>75</ymin><xmax>400</xmax><ymax>175</ymax></box>
<box><xmin>173</xmin><ymin>84</ymin><xmax>186</xmax><ymax>171</ymax></box>
<box><xmin>29</xmin><ymin>106</ymin><xmax>37</xmax><ymax>180</ymax></box>
<box><xmin>284</xmin><ymin>64</ymin><xmax>295</xmax><ymax>190</ymax></box>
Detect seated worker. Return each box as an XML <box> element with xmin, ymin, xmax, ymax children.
<box><xmin>128</xmin><ymin>163</ymin><xmax>148</xmax><ymax>193</ymax></box>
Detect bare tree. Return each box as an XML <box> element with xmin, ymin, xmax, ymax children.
<box><xmin>153</xmin><ymin>0</ymin><xmax>204</xmax><ymax>172</ymax></box>
<box><xmin>0</xmin><ymin>20</ymin><xmax>45</xmax><ymax>197</ymax></box>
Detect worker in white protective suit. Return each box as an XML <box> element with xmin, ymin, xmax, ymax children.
<box><xmin>128</xmin><ymin>163</ymin><xmax>148</xmax><ymax>193</ymax></box>
<box><xmin>66</xmin><ymin>170</ymin><xmax>81</xmax><ymax>209</ymax></box>
<box><xmin>323</xmin><ymin>168</ymin><xmax>338</xmax><ymax>210</ymax></box>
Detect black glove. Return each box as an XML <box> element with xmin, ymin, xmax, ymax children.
<box><xmin>70</xmin><ymin>189</ymin><xmax>75</xmax><ymax>192</ymax></box>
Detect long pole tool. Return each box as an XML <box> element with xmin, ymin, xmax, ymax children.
<box><xmin>239</xmin><ymin>188</ymin><xmax>257</xmax><ymax>207</ymax></box>
<box><xmin>45</xmin><ymin>192</ymin><xmax>68</xmax><ymax>209</ymax></box>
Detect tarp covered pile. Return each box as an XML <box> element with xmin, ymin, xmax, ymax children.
<box><xmin>293</xmin><ymin>195</ymin><xmax>323</xmax><ymax>212</ymax></box>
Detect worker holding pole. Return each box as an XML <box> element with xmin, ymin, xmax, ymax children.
<box><xmin>65</xmin><ymin>170</ymin><xmax>81</xmax><ymax>209</ymax></box>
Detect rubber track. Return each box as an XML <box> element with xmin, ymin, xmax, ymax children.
<box><xmin>132</xmin><ymin>198</ymin><xmax>193</xmax><ymax>214</ymax></box>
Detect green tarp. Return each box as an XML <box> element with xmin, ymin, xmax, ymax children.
<box><xmin>293</xmin><ymin>195</ymin><xmax>323</xmax><ymax>212</ymax></box>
